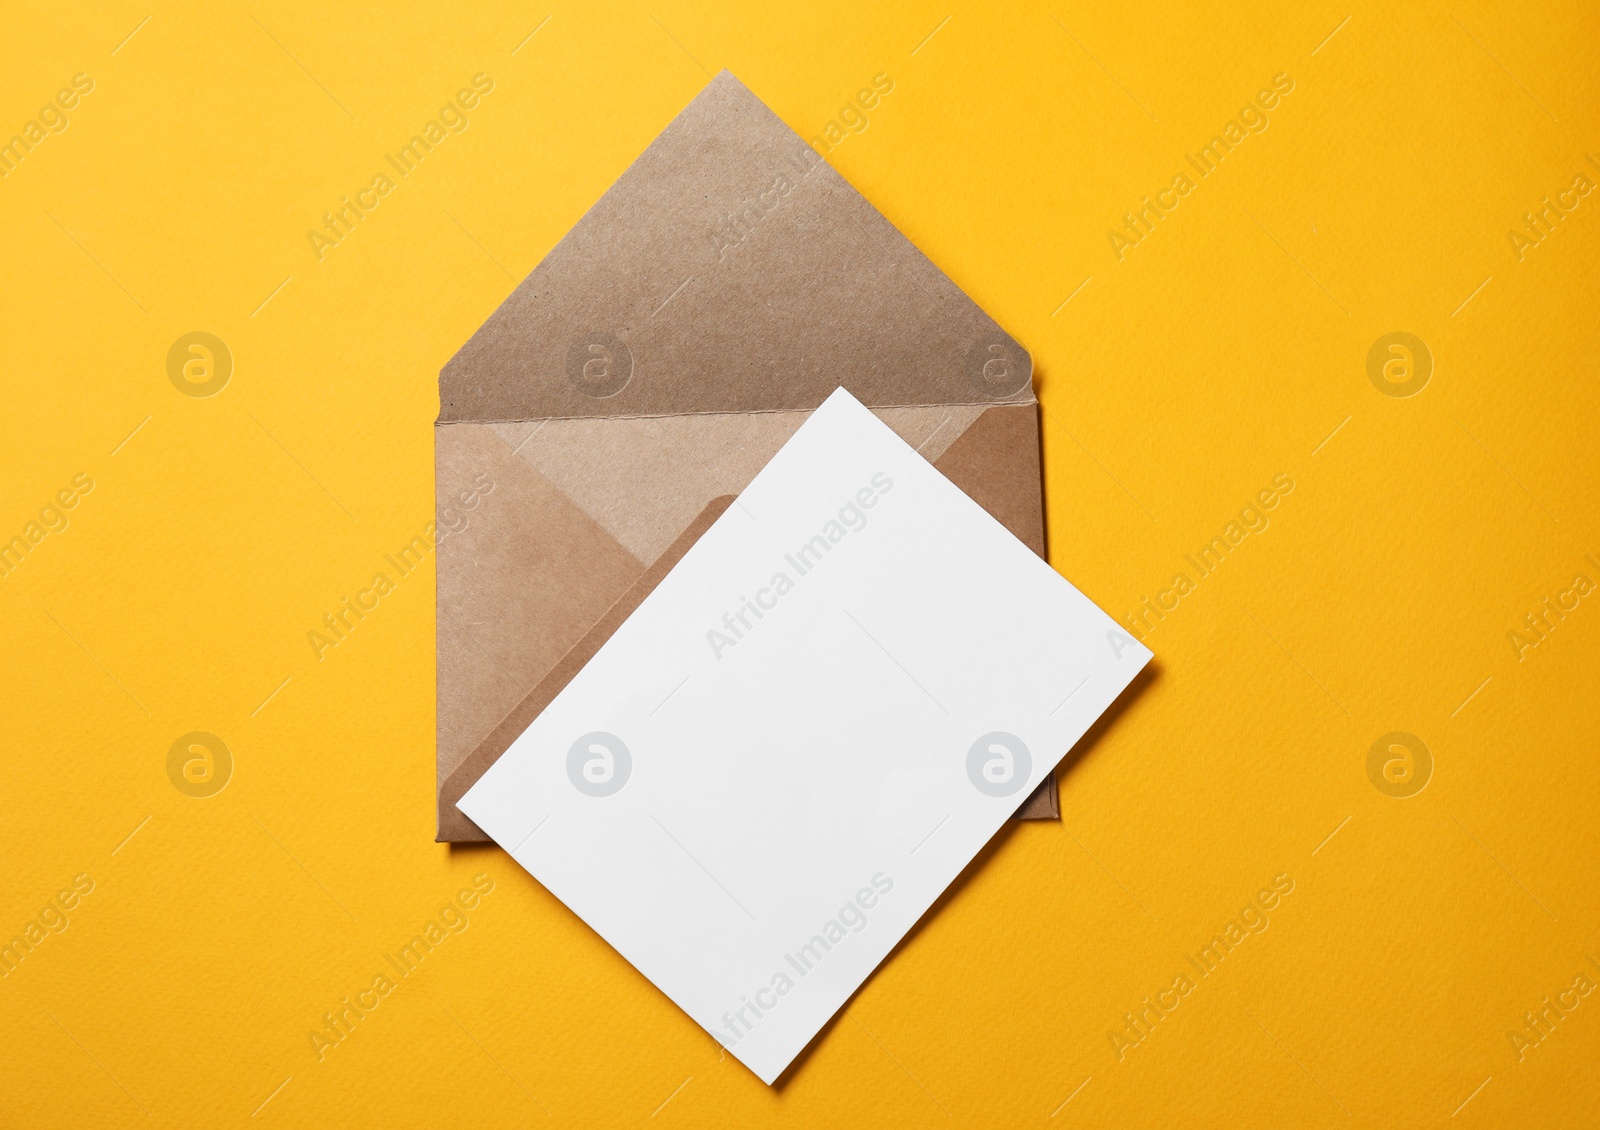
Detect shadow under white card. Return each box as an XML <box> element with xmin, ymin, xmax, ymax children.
<box><xmin>459</xmin><ymin>386</ymin><xmax>1151</xmax><ymax>1084</ymax></box>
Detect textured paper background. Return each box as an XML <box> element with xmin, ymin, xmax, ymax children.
<box><xmin>1</xmin><ymin>2</ymin><xmax>1597</xmax><ymax>1126</ymax></box>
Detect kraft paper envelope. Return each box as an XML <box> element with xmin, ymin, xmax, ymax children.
<box><xmin>458</xmin><ymin>388</ymin><xmax>1154</xmax><ymax>1082</ymax></box>
<box><xmin>437</xmin><ymin>70</ymin><xmax>1052</xmax><ymax>841</ymax></box>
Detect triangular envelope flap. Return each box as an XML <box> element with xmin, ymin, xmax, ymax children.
<box><xmin>439</xmin><ymin>71</ymin><xmax>1032</xmax><ymax>423</ymax></box>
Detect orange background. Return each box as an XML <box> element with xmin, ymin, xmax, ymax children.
<box><xmin>2</xmin><ymin>2</ymin><xmax>1597</xmax><ymax>1125</ymax></box>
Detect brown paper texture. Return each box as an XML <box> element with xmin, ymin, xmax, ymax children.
<box><xmin>437</xmin><ymin>71</ymin><xmax>1054</xmax><ymax>841</ymax></box>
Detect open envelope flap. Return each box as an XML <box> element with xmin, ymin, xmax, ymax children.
<box><xmin>436</xmin><ymin>72</ymin><xmax>1052</xmax><ymax>840</ymax></box>
<box><xmin>437</xmin><ymin>70</ymin><xmax>1033</xmax><ymax>421</ymax></box>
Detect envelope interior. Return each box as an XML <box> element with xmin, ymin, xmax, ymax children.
<box><xmin>436</xmin><ymin>399</ymin><xmax>1051</xmax><ymax>840</ymax></box>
